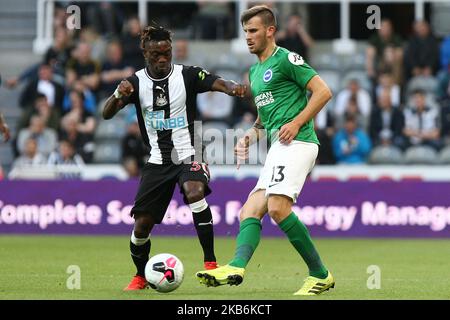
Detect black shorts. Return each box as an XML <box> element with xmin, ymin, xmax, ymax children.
<box><xmin>130</xmin><ymin>161</ymin><xmax>211</xmax><ymax>223</ymax></box>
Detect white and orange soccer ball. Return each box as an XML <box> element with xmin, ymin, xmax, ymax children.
<box><xmin>145</xmin><ymin>253</ymin><xmax>184</xmax><ymax>293</ymax></box>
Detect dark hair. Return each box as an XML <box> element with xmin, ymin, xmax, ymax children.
<box><xmin>240</xmin><ymin>5</ymin><xmax>277</xmax><ymax>28</ymax></box>
<box><xmin>140</xmin><ymin>24</ymin><xmax>172</xmax><ymax>50</ymax></box>
<box><xmin>35</xmin><ymin>93</ymin><xmax>47</xmax><ymax>101</ymax></box>
<box><xmin>412</xmin><ymin>89</ymin><xmax>426</xmax><ymax>96</ymax></box>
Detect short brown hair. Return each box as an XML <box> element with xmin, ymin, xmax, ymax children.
<box><xmin>240</xmin><ymin>5</ymin><xmax>277</xmax><ymax>28</ymax></box>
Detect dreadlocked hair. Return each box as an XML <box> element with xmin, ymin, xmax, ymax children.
<box><xmin>140</xmin><ymin>24</ymin><xmax>172</xmax><ymax>50</ymax></box>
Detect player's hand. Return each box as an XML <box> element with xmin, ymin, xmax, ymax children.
<box><xmin>0</xmin><ymin>124</ymin><xmax>10</xmax><ymax>142</ymax></box>
<box><xmin>117</xmin><ymin>79</ymin><xmax>134</xmax><ymax>97</ymax></box>
<box><xmin>279</xmin><ymin>121</ymin><xmax>301</xmax><ymax>144</ymax></box>
<box><xmin>229</xmin><ymin>81</ymin><xmax>247</xmax><ymax>98</ymax></box>
<box><xmin>235</xmin><ymin>135</ymin><xmax>250</xmax><ymax>170</ymax></box>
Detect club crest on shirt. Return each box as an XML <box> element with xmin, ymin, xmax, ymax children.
<box><xmin>288</xmin><ymin>52</ymin><xmax>304</xmax><ymax>66</ymax></box>
<box><xmin>155</xmin><ymin>93</ymin><xmax>168</xmax><ymax>106</ymax></box>
<box><xmin>263</xmin><ymin>69</ymin><xmax>273</xmax><ymax>82</ymax></box>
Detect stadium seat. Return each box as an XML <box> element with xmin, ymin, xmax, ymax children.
<box><xmin>310</xmin><ymin>52</ymin><xmax>340</xmax><ymax>71</ymax></box>
<box><xmin>368</xmin><ymin>145</ymin><xmax>404</xmax><ymax>165</ymax></box>
<box><xmin>95</xmin><ymin>118</ymin><xmax>128</xmax><ymax>140</ymax></box>
<box><xmin>404</xmin><ymin>145</ymin><xmax>439</xmax><ymax>164</ymax></box>
<box><xmin>93</xmin><ymin>142</ymin><xmax>122</xmax><ymax>164</ymax></box>
<box><xmin>438</xmin><ymin>145</ymin><xmax>450</xmax><ymax>164</ymax></box>
<box><xmin>340</xmin><ymin>52</ymin><xmax>366</xmax><ymax>72</ymax></box>
<box><xmin>316</xmin><ymin>69</ymin><xmax>340</xmax><ymax>94</ymax></box>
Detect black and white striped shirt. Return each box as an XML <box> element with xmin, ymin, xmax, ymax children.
<box><xmin>126</xmin><ymin>64</ymin><xmax>219</xmax><ymax>164</ymax></box>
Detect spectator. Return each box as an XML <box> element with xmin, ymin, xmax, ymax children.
<box><xmin>334</xmin><ymin>79</ymin><xmax>372</xmax><ymax>125</ymax></box>
<box><xmin>276</xmin><ymin>14</ymin><xmax>314</xmax><ymax>60</ymax></box>
<box><xmin>437</xmin><ymin>64</ymin><xmax>450</xmax><ymax>101</ymax></box>
<box><xmin>377</xmin><ymin>45</ymin><xmax>403</xmax><ymax>86</ymax></box>
<box><xmin>65</xmin><ymin>41</ymin><xmax>101</xmax><ymax>92</ymax></box>
<box><xmin>332</xmin><ymin>113</ymin><xmax>372</xmax><ymax>164</ymax></box>
<box><xmin>100</xmin><ymin>40</ymin><xmax>134</xmax><ymax>99</ymax></box>
<box><xmin>440</xmin><ymin>34</ymin><xmax>450</xmax><ymax>73</ymax></box>
<box><xmin>61</xmin><ymin>90</ymin><xmax>97</xmax><ymax>137</ymax></box>
<box><xmin>440</xmin><ymin>100</ymin><xmax>450</xmax><ymax>145</ymax></box>
<box><xmin>403</xmin><ymin>89</ymin><xmax>442</xmax><ymax>150</ymax></box>
<box><xmin>339</xmin><ymin>95</ymin><xmax>369</xmax><ymax>132</ymax></box>
<box><xmin>172</xmin><ymin>39</ymin><xmax>206</xmax><ymax>67</ymax></box>
<box><xmin>173</xmin><ymin>39</ymin><xmax>189</xmax><ymax>64</ymax></box>
<box><xmin>314</xmin><ymin>110</ymin><xmax>336</xmax><ymax>165</ymax></box>
<box><xmin>366</xmin><ymin>19</ymin><xmax>403</xmax><ymax>82</ymax></box>
<box><xmin>44</xmin><ymin>27</ymin><xmax>74</xmax><ymax>81</ymax></box>
<box><xmin>0</xmin><ymin>111</ymin><xmax>11</xmax><ymax>143</ymax></box>
<box><xmin>60</xmin><ymin>114</ymin><xmax>95</xmax><ymax>163</ymax></box>
<box><xmin>47</xmin><ymin>139</ymin><xmax>85</xmax><ymax>166</ymax></box>
<box><xmin>404</xmin><ymin>20</ymin><xmax>440</xmax><ymax>81</ymax></box>
<box><xmin>78</xmin><ymin>27</ymin><xmax>107</xmax><ymax>63</ymax></box>
<box><xmin>16</xmin><ymin>115</ymin><xmax>58</xmax><ymax>158</ymax></box>
<box><xmin>121</xmin><ymin>116</ymin><xmax>148</xmax><ymax>169</ymax></box>
<box><xmin>62</xmin><ymin>82</ymin><xmax>97</xmax><ymax>114</ymax></box>
<box><xmin>12</xmin><ymin>138</ymin><xmax>46</xmax><ymax>167</ymax></box>
<box><xmin>369</xmin><ymin>89</ymin><xmax>406</xmax><ymax>149</ymax></box>
<box><xmin>18</xmin><ymin>64</ymin><xmax>65</xmax><ymax>111</ymax></box>
<box><xmin>17</xmin><ymin>93</ymin><xmax>61</xmax><ymax>132</ymax></box>
<box><xmin>376</xmin><ymin>72</ymin><xmax>401</xmax><ymax>107</ymax></box>
<box><xmin>120</xmin><ymin>17</ymin><xmax>145</xmax><ymax>71</ymax></box>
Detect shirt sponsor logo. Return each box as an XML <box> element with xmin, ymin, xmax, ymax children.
<box><xmin>288</xmin><ymin>52</ymin><xmax>304</xmax><ymax>66</ymax></box>
<box><xmin>144</xmin><ymin>110</ymin><xmax>186</xmax><ymax>130</ymax></box>
<box><xmin>254</xmin><ymin>91</ymin><xmax>275</xmax><ymax>108</ymax></box>
<box><xmin>263</xmin><ymin>69</ymin><xmax>273</xmax><ymax>82</ymax></box>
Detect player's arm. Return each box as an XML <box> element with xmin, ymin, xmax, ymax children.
<box><xmin>235</xmin><ymin>116</ymin><xmax>265</xmax><ymax>169</ymax></box>
<box><xmin>0</xmin><ymin>112</ymin><xmax>10</xmax><ymax>142</ymax></box>
<box><xmin>211</xmin><ymin>78</ymin><xmax>247</xmax><ymax>98</ymax></box>
<box><xmin>279</xmin><ymin>75</ymin><xmax>332</xmax><ymax>144</ymax></box>
<box><xmin>102</xmin><ymin>79</ymin><xmax>134</xmax><ymax>120</ymax></box>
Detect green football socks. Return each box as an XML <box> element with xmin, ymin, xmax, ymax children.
<box><xmin>279</xmin><ymin>212</ymin><xmax>328</xmax><ymax>279</ymax></box>
<box><xmin>229</xmin><ymin>217</ymin><xmax>262</xmax><ymax>268</ymax></box>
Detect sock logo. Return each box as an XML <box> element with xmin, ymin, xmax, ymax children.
<box><xmin>198</xmin><ymin>219</ymin><xmax>213</xmax><ymax>226</ymax></box>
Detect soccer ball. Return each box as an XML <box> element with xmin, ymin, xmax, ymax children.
<box><xmin>145</xmin><ymin>253</ymin><xmax>184</xmax><ymax>293</ymax></box>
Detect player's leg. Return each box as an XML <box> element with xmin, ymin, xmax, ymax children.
<box><xmin>228</xmin><ymin>189</ymin><xmax>268</xmax><ymax>269</ymax></box>
<box><xmin>196</xmin><ymin>189</ymin><xmax>268</xmax><ymax>287</ymax></box>
<box><xmin>267</xmin><ymin>194</ymin><xmax>334</xmax><ymax>295</ymax></box>
<box><xmin>124</xmin><ymin>163</ymin><xmax>178</xmax><ymax>290</ymax></box>
<box><xmin>179</xmin><ymin>161</ymin><xmax>217</xmax><ymax>269</ymax></box>
<box><xmin>124</xmin><ymin>212</ymin><xmax>155</xmax><ymax>290</ymax></box>
<box><xmin>182</xmin><ymin>180</ymin><xmax>217</xmax><ymax>269</ymax></box>
<box><xmin>266</xmin><ymin>141</ymin><xmax>334</xmax><ymax>295</ymax></box>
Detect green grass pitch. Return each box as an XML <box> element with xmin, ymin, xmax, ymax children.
<box><xmin>0</xmin><ymin>235</ymin><xmax>449</xmax><ymax>300</ymax></box>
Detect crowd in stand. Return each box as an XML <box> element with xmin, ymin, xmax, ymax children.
<box><xmin>3</xmin><ymin>3</ymin><xmax>450</xmax><ymax>179</ymax></box>
<box><xmin>313</xmin><ymin>18</ymin><xmax>450</xmax><ymax>165</ymax></box>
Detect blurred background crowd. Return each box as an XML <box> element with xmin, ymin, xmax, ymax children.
<box><xmin>1</xmin><ymin>1</ymin><xmax>450</xmax><ymax>179</ymax></box>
